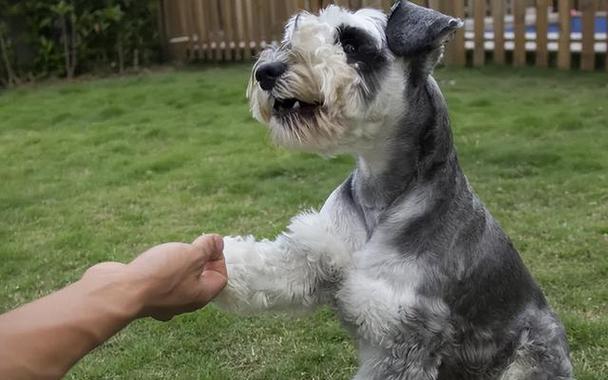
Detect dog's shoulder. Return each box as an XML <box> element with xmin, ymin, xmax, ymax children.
<box><xmin>319</xmin><ymin>174</ymin><xmax>369</xmax><ymax>249</ymax></box>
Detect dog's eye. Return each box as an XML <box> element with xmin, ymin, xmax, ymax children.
<box><xmin>343</xmin><ymin>44</ymin><xmax>356</xmax><ymax>55</ymax></box>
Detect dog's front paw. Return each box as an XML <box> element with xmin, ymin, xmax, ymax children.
<box><xmin>213</xmin><ymin>262</ymin><xmax>274</xmax><ymax>314</ymax></box>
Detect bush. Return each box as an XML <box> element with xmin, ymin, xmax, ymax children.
<box><xmin>0</xmin><ymin>0</ymin><xmax>160</xmax><ymax>86</ymax></box>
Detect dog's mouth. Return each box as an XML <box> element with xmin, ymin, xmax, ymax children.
<box><xmin>272</xmin><ymin>97</ymin><xmax>321</xmax><ymax>117</ymax></box>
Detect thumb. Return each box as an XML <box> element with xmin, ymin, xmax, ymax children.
<box><xmin>192</xmin><ymin>234</ymin><xmax>224</xmax><ymax>261</ymax></box>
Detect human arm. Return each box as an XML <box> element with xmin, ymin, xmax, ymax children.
<box><xmin>0</xmin><ymin>234</ymin><xmax>227</xmax><ymax>380</ymax></box>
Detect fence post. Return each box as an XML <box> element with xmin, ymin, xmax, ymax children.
<box><xmin>443</xmin><ymin>0</ymin><xmax>465</xmax><ymax>66</ymax></box>
<box><xmin>167</xmin><ymin>0</ymin><xmax>188</xmax><ymax>62</ymax></box>
<box><xmin>233</xmin><ymin>0</ymin><xmax>244</xmax><ymax>61</ymax></box>
<box><xmin>195</xmin><ymin>0</ymin><xmax>206</xmax><ymax>60</ymax></box>
<box><xmin>258</xmin><ymin>0</ymin><xmax>269</xmax><ymax>50</ymax></box>
<box><xmin>245</xmin><ymin>0</ymin><xmax>255</xmax><ymax>59</ymax></box>
<box><xmin>349</xmin><ymin>0</ymin><xmax>363</xmax><ymax>9</ymax></box>
<box><xmin>223</xmin><ymin>0</ymin><xmax>235</xmax><ymax>60</ymax></box>
<box><xmin>513</xmin><ymin>0</ymin><xmax>526</xmax><ymax>66</ymax></box>
<box><xmin>234</xmin><ymin>0</ymin><xmax>251</xmax><ymax>60</ymax></box>
<box><xmin>491</xmin><ymin>0</ymin><xmax>505</xmax><ymax>65</ymax></box>
<box><xmin>536</xmin><ymin>0</ymin><xmax>549</xmax><ymax>68</ymax></box>
<box><xmin>206</xmin><ymin>0</ymin><xmax>220</xmax><ymax>61</ymax></box>
<box><xmin>382</xmin><ymin>0</ymin><xmax>393</xmax><ymax>11</ymax></box>
<box><xmin>366</xmin><ymin>0</ymin><xmax>384</xmax><ymax>9</ymax></box>
<box><xmin>557</xmin><ymin>0</ymin><xmax>571</xmax><ymax>70</ymax></box>
<box><xmin>181</xmin><ymin>0</ymin><xmax>194</xmax><ymax>61</ymax></box>
<box><xmin>473</xmin><ymin>0</ymin><xmax>486</xmax><ymax>67</ymax></box>
<box><xmin>580</xmin><ymin>0</ymin><xmax>596</xmax><ymax>71</ymax></box>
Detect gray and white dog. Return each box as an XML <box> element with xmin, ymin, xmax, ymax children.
<box><xmin>215</xmin><ymin>2</ymin><xmax>573</xmax><ymax>379</ymax></box>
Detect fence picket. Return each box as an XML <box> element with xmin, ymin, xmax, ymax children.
<box><xmin>557</xmin><ymin>0</ymin><xmax>571</xmax><ymax>70</ymax></box>
<box><xmin>276</xmin><ymin>0</ymin><xmax>289</xmax><ymax>38</ymax></box>
<box><xmin>232</xmin><ymin>0</ymin><xmax>245</xmax><ymax>61</ymax></box>
<box><xmin>197</xmin><ymin>0</ymin><xmax>206</xmax><ymax>60</ymax></box>
<box><xmin>274</xmin><ymin>0</ymin><xmax>286</xmax><ymax>42</ymax></box>
<box><xmin>257</xmin><ymin>0</ymin><xmax>268</xmax><ymax>48</ymax></box>
<box><xmin>314</xmin><ymin>0</ymin><xmax>323</xmax><ymax>8</ymax></box>
<box><xmin>244</xmin><ymin>0</ymin><xmax>256</xmax><ymax>57</ymax></box>
<box><xmin>449</xmin><ymin>0</ymin><xmax>466</xmax><ymax>66</ymax></box>
<box><xmin>580</xmin><ymin>0</ymin><xmax>596</xmax><ymax>71</ymax></box>
<box><xmin>222</xmin><ymin>0</ymin><xmax>235</xmax><ymax>61</ymax></box>
<box><xmin>491</xmin><ymin>0</ymin><xmax>505</xmax><ymax>64</ymax></box>
<box><xmin>513</xmin><ymin>0</ymin><xmax>526</xmax><ymax>66</ymax></box>
<box><xmin>171</xmin><ymin>0</ymin><xmax>188</xmax><ymax>61</ymax></box>
<box><xmin>382</xmin><ymin>0</ymin><xmax>392</xmax><ymax>12</ymax></box>
<box><xmin>536</xmin><ymin>0</ymin><xmax>549</xmax><ymax>68</ymax></box>
<box><xmin>160</xmin><ymin>0</ymin><xmax>605</xmax><ymax>70</ymax></box>
<box><xmin>473</xmin><ymin>0</ymin><xmax>486</xmax><ymax>67</ymax></box>
<box><xmin>362</xmin><ymin>0</ymin><xmax>383</xmax><ymax>9</ymax></box>
<box><xmin>285</xmin><ymin>1</ymin><xmax>296</xmax><ymax>16</ymax></box>
<box><xmin>332</xmin><ymin>0</ymin><xmax>345</xmax><ymax>7</ymax></box>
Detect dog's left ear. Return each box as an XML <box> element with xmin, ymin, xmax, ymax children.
<box><xmin>386</xmin><ymin>1</ymin><xmax>463</xmax><ymax>69</ymax></box>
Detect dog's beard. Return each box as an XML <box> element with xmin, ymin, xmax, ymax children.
<box><xmin>247</xmin><ymin>44</ymin><xmax>364</xmax><ymax>153</ymax></box>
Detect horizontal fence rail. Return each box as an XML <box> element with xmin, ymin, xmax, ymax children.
<box><xmin>159</xmin><ymin>0</ymin><xmax>608</xmax><ymax>71</ymax></box>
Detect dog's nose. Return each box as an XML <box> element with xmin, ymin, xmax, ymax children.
<box><xmin>255</xmin><ymin>62</ymin><xmax>287</xmax><ymax>91</ymax></box>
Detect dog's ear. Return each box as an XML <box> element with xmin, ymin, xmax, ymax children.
<box><xmin>386</xmin><ymin>1</ymin><xmax>462</xmax><ymax>67</ymax></box>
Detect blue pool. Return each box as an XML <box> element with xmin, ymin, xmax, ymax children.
<box><xmin>502</xmin><ymin>15</ymin><xmax>607</xmax><ymax>34</ymax></box>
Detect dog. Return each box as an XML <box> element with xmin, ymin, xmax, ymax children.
<box><xmin>214</xmin><ymin>2</ymin><xmax>573</xmax><ymax>379</ymax></box>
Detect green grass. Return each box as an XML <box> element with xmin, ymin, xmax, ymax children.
<box><xmin>0</xmin><ymin>64</ymin><xmax>607</xmax><ymax>379</ymax></box>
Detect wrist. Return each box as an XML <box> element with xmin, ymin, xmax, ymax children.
<box><xmin>77</xmin><ymin>267</ymin><xmax>148</xmax><ymax>323</ymax></box>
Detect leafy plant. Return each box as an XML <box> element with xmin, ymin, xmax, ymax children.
<box><xmin>0</xmin><ymin>1</ymin><xmax>20</xmax><ymax>87</ymax></box>
<box><xmin>0</xmin><ymin>0</ymin><xmax>160</xmax><ymax>86</ymax></box>
<box><xmin>50</xmin><ymin>1</ymin><xmax>77</xmax><ymax>79</ymax></box>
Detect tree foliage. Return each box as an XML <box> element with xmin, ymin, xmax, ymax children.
<box><xmin>0</xmin><ymin>0</ymin><xmax>160</xmax><ymax>86</ymax></box>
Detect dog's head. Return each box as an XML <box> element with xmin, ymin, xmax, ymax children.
<box><xmin>247</xmin><ymin>1</ymin><xmax>462</xmax><ymax>154</ymax></box>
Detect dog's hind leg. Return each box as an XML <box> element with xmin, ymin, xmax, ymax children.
<box><xmin>500</xmin><ymin>309</ymin><xmax>573</xmax><ymax>380</ymax></box>
<box><xmin>354</xmin><ymin>341</ymin><xmax>442</xmax><ymax>380</ymax></box>
<box><xmin>347</xmin><ymin>297</ymin><xmax>452</xmax><ymax>380</ymax></box>
<box><xmin>214</xmin><ymin>211</ymin><xmax>352</xmax><ymax>314</ymax></box>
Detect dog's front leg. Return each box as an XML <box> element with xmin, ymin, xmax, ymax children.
<box><xmin>214</xmin><ymin>211</ymin><xmax>351</xmax><ymax>314</ymax></box>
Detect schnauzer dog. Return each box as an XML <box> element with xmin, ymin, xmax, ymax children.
<box><xmin>215</xmin><ymin>2</ymin><xmax>573</xmax><ymax>379</ymax></box>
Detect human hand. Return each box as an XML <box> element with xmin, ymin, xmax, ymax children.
<box><xmin>82</xmin><ymin>234</ymin><xmax>227</xmax><ymax>321</ymax></box>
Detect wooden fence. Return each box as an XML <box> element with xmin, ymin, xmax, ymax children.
<box><xmin>159</xmin><ymin>0</ymin><xmax>608</xmax><ymax>71</ymax></box>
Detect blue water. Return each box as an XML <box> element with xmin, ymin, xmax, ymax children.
<box><xmin>502</xmin><ymin>16</ymin><xmax>607</xmax><ymax>34</ymax></box>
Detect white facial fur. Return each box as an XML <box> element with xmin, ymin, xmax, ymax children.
<box><xmin>247</xmin><ymin>5</ymin><xmax>407</xmax><ymax>155</ymax></box>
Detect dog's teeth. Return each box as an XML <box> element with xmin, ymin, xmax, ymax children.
<box><xmin>293</xmin><ymin>101</ymin><xmax>301</xmax><ymax>110</ymax></box>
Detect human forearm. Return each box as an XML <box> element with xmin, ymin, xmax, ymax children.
<box><xmin>0</xmin><ymin>271</ymin><xmax>143</xmax><ymax>380</ymax></box>
<box><xmin>0</xmin><ymin>236</ymin><xmax>226</xmax><ymax>380</ymax></box>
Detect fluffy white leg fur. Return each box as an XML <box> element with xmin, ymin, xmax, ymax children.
<box><xmin>214</xmin><ymin>211</ymin><xmax>352</xmax><ymax>313</ymax></box>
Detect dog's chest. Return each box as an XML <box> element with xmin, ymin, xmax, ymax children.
<box><xmin>334</xmin><ymin>243</ymin><xmax>422</xmax><ymax>343</ymax></box>
<box><xmin>323</xmin><ymin>185</ymin><xmax>424</xmax><ymax>341</ymax></box>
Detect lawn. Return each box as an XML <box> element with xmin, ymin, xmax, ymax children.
<box><xmin>0</xmin><ymin>64</ymin><xmax>606</xmax><ymax>380</ymax></box>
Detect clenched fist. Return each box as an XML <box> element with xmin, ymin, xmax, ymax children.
<box><xmin>83</xmin><ymin>234</ymin><xmax>228</xmax><ymax>321</ymax></box>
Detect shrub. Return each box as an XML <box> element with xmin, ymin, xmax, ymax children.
<box><xmin>0</xmin><ymin>0</ymin><xmax>160</xmax><ymax>86</ymax></box>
